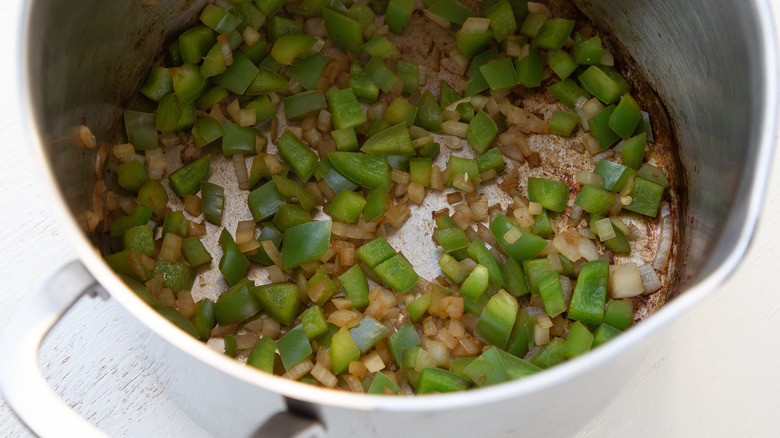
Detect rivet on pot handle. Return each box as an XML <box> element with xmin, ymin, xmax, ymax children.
<box><xmin>0</xmin><ymin>260</ymin><xmax>107</xmax><ymax>437</ymax></box>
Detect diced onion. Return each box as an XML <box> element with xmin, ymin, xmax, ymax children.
<box><xmin>503</xmin><ymin>227</ymin><xmax>523</xmax><ymax>244</ymax></box>
<box><xmin>653</xmin><ymin>203</ymin><xmax>673</xmax><ymax>271</ymax></box>
<box><xmin>442</xmin><ymin>120</ymin><xmax>468</xmax><ymax>137</ymax></box>
<box><xmin>159</xmin><ymin>232</ymin><xmax>182</xmax><ymax>262</ymax></box>
<box><xmin>217</xmin><ymin>33</ymin><xmax>233</xmax><ymax>66</ymax></box>
<box><xmin>113</xmin><ymin>143</ymin><xmax>135</xmax><ymax>159</ymax></box>
<box><xmin>363</xmin><ymin>352</ymin><xmax>386</xmax><ymax>373</ymax></box>
<box><xmin>595</xmin><ymin>218</ymin><xmax>616</xmax><ymax>241</ymax></box>
<box><xmin>232</xmin><ymin>154</ymin><xmax>250</xmax><ymax>190</ymax></box>
<box><xmin>638</xmin><ymin>263</ymin><xmax>663</xmax><ymax>293</ymax></box>
<box><xmin>242</xmin><ymin>27</ymin><xmax>261</xmax><ymax>46</ymax></box>
<box><xmin>283</xmin><ymin>359</ymin><xmax>314</xmax><ymax>381</ymax></box>
<box><xmin>423</xmin><ymin>8</ymin><xmax>451</xmax><ymax>28</ymax></box>
<box><xmin>609</xmin><ymin>263</ymin><xmax>645</xmax><ymax>298</ymax></box>
<box><xmin>576</xmin><ymin>171</ymin><xmax>605</xmax><ymax>187</ymax></box>
<box><xmin>79</xmin><ymin>125</ymin><xmax>96</xmax><ymax>149</ymax></box>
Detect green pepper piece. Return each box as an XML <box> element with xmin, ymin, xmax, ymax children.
<box><xmin>533</xmin><ymin>18</ymin><xmax>575</xmax><ymax>50</ymax></box>
<box><xmin>356</xmin><ymin>237</ymin><xmax>397</xmax><ymax>268</ymax></box>
<box><xmin>349</xmin><ymin>316</ymin><xmax>388</xmax><ymax>353</ymax></box>
<box><xmin>171</xmin><ymin>63</ymin><xmax>207</xmax><ymax>106</ymax></box>
<box><xmin>287</xmin><ymin>53</ymin><xmax>328</xmax><ymax>91</ymax></box>
<box><xmin>270</xmin><ymin>35</ymin><xmax>318</xmax><ymax>65</ymax></box>
<box><xmin>169</xmin><ymin>155</ymin><xmax>211</xmax><ymax>197</ymax></box>
<box><xmin>179</xmin><ymin>25</ymin><xmax>216</xmax><ymax>65</ymax></box>
<box><xmin>190</xmin><ymin>298</ymin><xmax>216</xmax><ymax>341</ymax></box>
<box><xmin>306</xmin><ymin>266</ymin><xmax>339</xmax><ymax>306</ymax></box>
<box><xmin>578</xmin><ymin>65</ymin><xmax>630</xmax><ymax>105</ymax></box>
<box><xmin>329</xmin><ymin>326</ymin><xmax>360</xmax><ymax>375</ymax></box>
<box><xmin>256</xmin><ymin>0</ymin><xmax>286</xmax><ymax>16</ymax></box>
<box><xmin>456</xmin><ymin>26</ymin><xmax>494</xmax><ymax>59</ymax></box>
<box><xmin>110</xmin><ymin>205</ymin><xmax>152</xmax><ymax>238</ymax></box>
<box><xmin>347</xmin><ymin>2</ymin><xmax>376</xmax><ymax>28</ymax></box>
<box><xmin>490</xmin><ymin>215</ymin><xmax>548</xmax><ymax>261</ymax></box>
<box><xmin>363</xmin><ymin>189</ymin><xmax>389</xmax><ymax>222</ymax></box>
<box><xmin>505</xmin><ymin>309</ymin><xmax>533</xmax><ymax>357</ymax></box>
<box><xmin>634</xmin><ymin>111</ymin><xmax>654</xmax><ymax>141</ymax></box>
<box><xmin>515</xmin><ymin>46</ymin><xmax>543</xmax><ymax>88</ymax></box>
<box><xmin>419</xmin><ymin>141</ymin><xmax>440</xmax><ymax>159</ymax></box>
<box><xmin>529</xmin><ymin>337</ymin><xmax>566</xmax><ymax>369</ymax></box>
<box><xmin>522</xmin><ymin>258</ymin><xmax>552</xmax><ymax>295</ymax></box>
<box><xmin>181</xmin><ymin>236</ymin><xmax>212</xmax><ymax>268</ymax></box>
<box><xmin>409</xmin><ymin>158</ymin><xmax>432</xmax><ymax>186</ymax></box>
<box><xmin>338</xmin><ymin>265</ymin><xmax>369</xmax><ymax>309</ymax></box>
<box><xmin>440</xmin><ymin>80</ymin><xmax>462</xmax><ymax>108</ymax></box>
<box><xmin>329</xmin><ymin>152</ymin><xmax>391</xmax><ymax>190</ymax></box>
<box><xmin>593</xmin><ymin>159</ymin><xmax>636</xmax><ymax>192</ymax></box>
<box><xmin>367</xmin><ymin>371</ymin><xmax>400</xmax><ymax>394</ymax></box>
<box><xmin>323</xmin><ymin>8</ymin><xmax>364</xmax><ymax>53</ymax></box>
<box><xmin>123</xmin><ymin>225</ymin><xmax>155</xmax><ymax>257</ymax></box>
<box><xmin>447</xmin><ymin>156</ymin><xmax>480</xmax><ymax>186</ymax></box>
<box><xmin>248</xmin><ymin>222</ymin><xmax>284</xmax><ymax>265</ymax></box>
<box><xmin>199</xmin><ymin>4</ymin><xmax>241</xmax><ymax>33</ymax></box>
<box><xmin>196</xmin><ymin>86</ymin><xmax>229</xmax><ymax>111</ymax></box>
<box><xmin>348</xmin><ymin>63</ymin><xmax>380</xmax><ymax>103</ymax></box>
<box><xmin>464</xmin><ymin>111</ymin><xmax>498</xmax><ymax>154</ymax></box>
<box><xmin>300</xmin><ymin>305</ymin><xmax>329</xmax><ymax>339</ymax></box>
<box><xmin>415</xmin><ymin>91</ymin><xmax>442</xmax><ymax>133</ymax></box>
<box><xmin>384</xmin><ymin>0</ymin><xmax>414</xmax><ymax>34</ymax></box>
<box><xmin>476</xmin><ymin>289</ymin><xmax>517</xmax><ymax>349</ymax></box>
<box><xmin>519</xmin><ymin>12</ymin><xmax>546</xmax><ymax>37</ymax></box>
<box><xmin>548</xmin><ymin>110</ymin><xmax>580</xmax><ymax>137</ymax></box>
<box><xmin>223</xmin><ymin>335</ymin><xmax>238</xmax><ymax>357</ymax></box>
<box><xmin>124</xmin><ymin>110</ymin><xmax>158</xmax><ymax>151</ymax></box>
<box><xmin>233</xmin><ymin>3</ymin><xmax>266</xmax><ymax>31</ymax></box>
<box><xmin>248</xmin><ymin>180</ymin><xmax>285</xmax><ymax>222</ymax></box>
<box><xmin>438</xmin><ymin>253</ymin><xmax>469</xmax><ymax>284</ymax></box>
<box><xmin>246</xmin><ymin>66</ymin><xmax>289</xmax><ymax>95</ymax></box>
<box><xmin>568</xmin><ymin>258</ymin><xmax>609</xmax><ymax>325</ymax></box>
<box><xmin>247</xmin><ymin>336</ymin><xmax>277</xmax><ymax>373</ymax></box>
<box><xmin>269</xmin><ymin>16</ymin><xmax>303</xmax><ymax>42</ymax></box>
<box><xmin>280</xmin><ymin>220</ymin><xmax>332</xmax><ymax>269</ymax></box>
<box><xmin>588</xmin><ymin>105</ymin><xmax>621</xmax><ymax>149</ymax></box>
<box><xmin>621</xmin><ymin>132</ymin><xmax>647</xmax><ymax>170</ymax></box>
<box><xmin>501</xmin><ymin>257</ymin><xmax>530</xmax><ymax>297</ymax></box>
<box><xmin>154</xmin><ymin>259</ymin><xmax>195</xmax><ymax>293</ymax></box>
<box><xmin>161</xmin><ymin>210</ymin><xmax>187</xmax><ymax>238</ymax></box>
<box><xmin>593</xmin><ymin>323</ymin><xmax>623</xmax><ymax>347</ymax></box>
<box><xmin>547</xmin><ymin>78</ymin><xmax>591</xmax><ymax>109</ymax></box>
<box><xmin>574</xmin><ymin>184</ymin><xmax>615</xmax><ymax>216</ymax></box>
<box><xmin>214</xmin><ymin>278</ymin><xmax>261</xmax><ymax>325</ymax></box>
<box><xmin>273</xmin><ymin>204</ymin><xmax>313</xmax><ymax>230</ymax></box>
<box><xmin>332</xmin><ymin>127</ymin><xmax>359</xmax><ymax>152</ymax></box>
<box><xmin>434</xmin><ymin>227</ymin><xmax>470</xmax><ymax>254</ymax></box>
<box><xmin>537</xmin><ymin>271</ymin><xmax>565</xmax><ymax>318</ymax></box>
<box><xmin>105</xmin><ymin>250</ymin><xmax>140</xmax><ymax>280</ymax></box>
<box><xmin>284</xmin><ymin>90</ymin><xmax>328</xmax><ymax>121</ymax></box>
<box><xmin>141</xmin><ymin>67</ymin><xmax>173</xmax><ymax>103</ymax></box>
<box><xmin>117</xmin><ymin>160</ymin><xmax>148</xmax><ymax>193</ymax></box>
<box><xmin>384</xmin><ymin>97</ymin><xmax>418</xmax><ymax>128</ymax></box>
<box><xmin>547</xmin><ymin>50</ymin><xmax>577</xmax><ymax>80</ymax></box>
<box><xmin>396</xmin><ymin>60</ymin><xmax>419</xmax><ymax>94</ymax></box>
<box><xmin>527</xmin><ymin>177</ymin><xmax>569</xmax><ymax>213</ymax></box>
<box><xmin>479</xmin><ymin>57</ymin><xmax>517</xmax><ymax>91</ymax></box>
<box><xmin>609</xmin><ymin>93</ymin><xmax>642</xmax><ymax>140</ymax></box>
<box><xmin>323</xmin><ymin>168</ymin><xmax>359</xmax><ymax>194</ymax></box>
<box><xmin>624</xmin><ymin>177</ymin><xmax>664</xmax><ymax>218</ymax></box>
<box><xmin>483</xmin><ymin>0</ymin><xmax>516</xmax><ymax>42</ymax></box>
<box><xmin>328</xmin><ymin>88</ymin><xmax>367</xmax><ymax>130</ymax></box>
<box><xmin>285</xmin><ymin>0</ymin><xmax>329</xmax><ymax>17</ymax></box>
<box><xmin>459</xmin><ymin>265</ymin><xmax>489</xmax><ymax>301</ymax></box>
<box><xmin>157</xmin><ymin>307</ymin><xmax>200</xmax><ymax>339</ymax></box>
<box><xmin>416</xmin><ymin>367</ymin><xmax>470</xmax><ymax>394</ymax></box>
<box><xmin>328</xmin><ymin>190</ymin><xmax>367</xmax><ymax>223</ymax></box>
<box><xmin>406</xmin><ymin>293</ymin><xmax>432</xmax><ymax>323</ymax></box>
<box><xmin>636</xmin><ymin>164</ymin><xmax>670</xmax><ymax>189</ymax></box>
<box><xmin>466</xmin><ymin>240</ymin><xmax>504</xmax><ymax>288</ymax></box>
<box><xmin>364</xmin><ymin>57</ymin><xmax>398</xmax><ymax>93</ymax></box>
<box><xmin>277</xmin><ymin>325</ymin><xmax>313</xmax><ymax>371</ymax></box>
<box><xmin>222</xmin><ymin>124</ymin><xmax>260</xmax><ymax>156</ymax></box>
<box><xmin>462</xmin><ymin>347</ymin><xmax>509</xmax><ymax>387</ymax></box>
<box><xmin>200</xmin><ymin>43</ymin><xmax>227</xmax><ymax>78</ymax></box>
<box><xmin>374</xmin><ymin>254</ymin><xmax>418</xmax><ymax>293</ymax></box>
<box><xmin>388</xmin><ymin>322</ymin><xmax>421</xmax><ymax>367</ymax></box>
<box><xmin>529</xmin><ymin>210</ymin><xmax>553</xmax><ymax>238</ymax></box>
<box><xmin>253</xmin><ymin>282</ymin><xmax>302</xmax><ymax>326</ymax></box>
<box><xmin>572</xmin><ymin>33</ymin><xmax>602</xmax><ymax>65</ymax></box>
<box><xmin>427</xmin><ymin>0</ymin><xmax>470</xmax><ymax>25</ymax></box>
<box><xmin>589</xmin><ymin>215</ymin><xmax>631</xmax><ymax>254</ymax></box>
<box><xmin>192</xmin><ymin>116</ymin><xmax>226</xmax><ymax>148</ymax></box>
<box><xmin>564</xmin><ymin>321</ymin><xmax>594</xmax><ymax>359</ymax></box>
<box><xmin>219</xmin><ymin>229</ymin><xmax>249</xmax><ymax>286</ymax></box>
<box><xmin>200</xmin><ymin>181</ymin><xmax>224</xmax><ymax>226</ymax></box>
<box><xmin>272</xmin><ymin>174</ymin><xmax>320</xmax><ymax>211</ymax></box>
<box><xmin>604</xmin><ymin>299</ymin><xmax>633</xmax><ymax>331</ymax></box>
<box><xmin>366</xmin><ymin>119</ymin><xmax>393</xmax><ymax>138</ymax></box>
<box><xmin>474</xmin><ymin>148</ymin><xmax>504</xmax><ymax>173</ymax></box>
<box><xmin>276</xmin><ymin>130</ymin><xmax>318</xmax><ymax>182</ymax></box>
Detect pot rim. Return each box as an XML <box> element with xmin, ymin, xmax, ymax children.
<box><xmin>19</xmin><ymin>0</ymin><xmax>778</xmax><ymax>413</ymax></box>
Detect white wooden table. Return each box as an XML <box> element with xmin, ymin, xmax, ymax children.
<box><xmin>2</xmin><ymin>1</ymin><xmax>780</xmax><ymax>436</ymax></box>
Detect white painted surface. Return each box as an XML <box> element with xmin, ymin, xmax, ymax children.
<box><xmin>1</xmin><ymin>0</ymin><xmax>779</xmax><ymax>436</ymax></box>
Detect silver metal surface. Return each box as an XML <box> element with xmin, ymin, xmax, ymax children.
<box><xmin>10</xmin><ymin>0</ymin><xmax>777</xmax><ymax>436</ymax></box>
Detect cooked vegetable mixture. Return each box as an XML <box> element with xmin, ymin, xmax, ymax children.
<box><xmin>88</xmin><ymin>0</ymin><xmax>676</xmax><ymax>395</ymax></box>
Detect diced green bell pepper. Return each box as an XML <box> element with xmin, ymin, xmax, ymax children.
<box><xmin>568</xmin><ymin>258</ymin><xmax>609</xmax><ymax>325</ymax></box>
<box><xmin>219</xmin><ymin>229</ymin><xmax>249</xmax><ymax>286</ymax></box>
<box><xmin>248</xmin><ymin>180</ymin><xmax>286</xmax><ymax>222</ymax></box>
<box><xmin>253</xmin><ymin>282</ymin><xmax>302</xmax><ymax>326</ymax></box>
<box><xmin>329</xmin><ymin>152</ymin><xmax>391</xmax><ymax>190</ymax></box>
<box><xmin>323</xmin><ymin>8</ymin><xmax>364</xmax><ymax>53</ymax></box>
<box><xmin>476</xmin><ymin>289</ymin><xmax>517</xmax><ymax>349</ymax></box>
<box><xmin>330</xmin><ymin>326</ymin><xmax>360</xmax><ymax>375</ymax></box>
<box><xmin>388</xmin><ymin>322</ymin><xmax>421</xmax><ymax>367</ymax></box>
<box><xmin>284</xmin><ymin>90</ymin><xmax>328</xmax><ymax>121</ymax></box>
<box><xmin>181</xmin><ymin>236</ymin><xmax>212</xmax><ymax>268</ymax></box>
<box><xmin>277</xmin><ymin>325</ymin><xmax>313</xmax><ymax>371</ymax></box>
<box><xmin>529</xmin><ymin>337</ymin><xmax>566</xmax><ymax>369</ymax></box>
<box><xmin>490</xmin><ymin>214</ymin><xmax>548</xmax><ymax>261</ymax></box>
<box><xmin>624</xmin><ymin>177</ymin><xmax>664</xmax><ymax>217</ymax></box>
<box><xmin>527</xmin><ymin>177</ymin><xmax>569</xmax><ymax>213</ymax></box>
<box><xmin>621</xmin><ymin>132</ymin><xmax>647</xmax><ymax>170</ymax></box>
<box><xmin>574</xmin><ymin>184</ymin><xmax>615</xmax><ymax>216</ymax></box>
<box><xmin>124</xmin><ymin>110</ymin><xmax>158</xmax><ymax>151</ymax></box>
<box><xmin>501</xmin><ymin>257</ymin><xmax>530</xmax><ymax>297</ymax></box>
<box><xmin>374</xmin><ymin>254</ymin><xmax>418</xmax><ymax>293</ymax></box>
<box><xmin>215</xmin><ymin>278</ymin><xmax>260</xmax><ymax>325</ymax></box>
<box><xmin>117</xmin><ymin>160</ymin><xmax>148</xmax><ymax>193</ymax></box>
<box><xmin>328</xmin><ymin>88</ymin><xmax>367</xmax><ymax>130</ymax></box>
<box><xmin>273</xmin><ymin>204</ymin><xmax>313</xmax><ymax>230</ymax></box>
<box><xmin>280</xmin><ymin>220</ymin><xmax>332</xmax><ymax>269</ymax></box>
<box><xmin>565</xmin><ymin>320</ymin><xmax>594</xmax><ymax>359</ymax></box>
<box><xmin>247</xmin><ymin>336</ymin><xmax>277</xmax><ymax>373</ymax></box>
<box><xmin>578</xmin><ymin>65</ymin><xmax>630</xmax><ymax>105</ymax></box>
<box><xmin>276</xmin><ymin>130</ymin><xmax>318</xmax><ymax>182</ymax></box>
<box><xmin>604</xmin><ymin>299</ymin><xmax>633</xmax><ymax>331</ymax></box>
<box><xmin>168</xmin><ymin>155</ymin><xmax>211</xmax><ymax>197</ymax></box>
<box><xmin>157</xmin><ymin>307</ymin><xmax>200</xmax><ymax>339</ymax></box>
<box><xmin>548</xmin><ymin>110</ymin><xmax>580</xmax><ymax>137</ymax></box>
<box><xmin>537</xmin><ymin>271</ymin><xmax>565</xmax><ymax>317</ymax></box>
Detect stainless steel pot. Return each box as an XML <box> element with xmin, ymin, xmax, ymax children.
<box><xmin>1</xmin><ymin>1</ymin><xmax>776</xmax><ymax>437</ymax></box>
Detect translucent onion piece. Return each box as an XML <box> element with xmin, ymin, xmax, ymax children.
<box><xmin>217</xmin><ymin>33</ymin><xmax>233</xmax><ymax>66</ymax></box>
<box><xmin>242</xmin><ymin>27</ymin><xmax>261</xmax><ymax>46</ymax></box>
<box><xmin>113</xmin><ymin>143</ymin><xmax>135</xmax><ymax>159</ymax></box>
<box><xmin>159</xmin><ymin>232</ymin><xmax>183</xmax><ymax>262</ymax></box>
<box><xmin>423</xmin><ymin>8</ymin><xmax>451</xmax><ymax>28</ymax></box>
<box><xmin>595</xmin><ymin>218</ymin><xmax>616</xmax><ymax>241</ymax></box>
<box><xmin>442</xmin><ymin>120</ymin><xmax>469</xmax><ymax>137</ymax></box>
<box><xmin>609</xmin><ymin>263</ymin><xmax>644</xmax><ymax>299</ymax></box>
<box><xmin>653</xmin><ymin>203</ymin><xmax>673</xmax><ymax>271</ymax></box>
<box><xmin>576</xmin><ymin>171</ymin><xmax>605</xmax><ymax>187</ymax></box>
<box><xmin>79</xmin><ymin>125</ymin><xmax>96</xmax><ymax>149</ymax></box>
<box><xmin>638</xmin><ymin>263</ymin><xmax>663</xmax><ymax>294</ymax></box>
<box><xmin>362</xmin><ymin>352</ymin><xmax>386</xmax><ymax>373</ymax></box>
<box><xmin>553</xmin><ymin>229</ymin><xmax>582</xmax><ymax>262</ymax></box>
<box><xmin>232</xmin><ymin>154</ymin><xmax>250</xmax><ymax>190</ymax></box>
<box><xmin>282</xmin><ymin>359</ymin><xmax>314</xmax><ymax>381</ymax></box>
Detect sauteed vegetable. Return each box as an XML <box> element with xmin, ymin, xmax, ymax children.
<box><xmin>89</xmin><ymin>0</ymin><xmax>675</xmax><ymax>395</ymax></box>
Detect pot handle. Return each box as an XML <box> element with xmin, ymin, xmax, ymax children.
<box><xmin>0</xmin><ymin>260</ymin><xmax>108</xmax><ymax>438</ymax></box>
